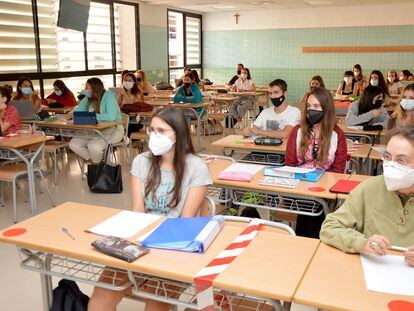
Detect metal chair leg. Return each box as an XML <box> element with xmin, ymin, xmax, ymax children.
<box><xmin>12</xmin><ymin>178</ymin><xmax>17</xmax><ymax>223</ymax></box>
<box><xmin>53</xmin><ymin>150</ymin><xmax>58</xmax><ymax>185</ymax></box>
<box><xmin>38</xmin><ymin>170</ymin><xmax>55</xmax><ymax>207</ymax></box>
<box><xmin>16</xmin><ymin>181</ymin><xmax>28</xmax><ymax>203</ymax></box>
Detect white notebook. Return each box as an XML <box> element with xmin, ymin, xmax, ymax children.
<box><xmin>259</xmin><ymin>177</ymin><xmax>300</xmax><ymax>189</ymax></box>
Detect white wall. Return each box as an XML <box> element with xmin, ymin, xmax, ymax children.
<box><xmin>203</xmin><ymin>3</ymin><xmax>414</xmax><ymax>31</ymax></box>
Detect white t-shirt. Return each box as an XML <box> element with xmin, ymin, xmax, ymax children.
<box><xmin>235</xmin><ymin>78</ymin><xmax>255</xmax><ymax>91</ymax></box>
<box><xmin>253</xmin><ymin>105</ymin><xmax>301</xmax><ymax>131</ymax></box>
<box><xmin>388</xmin><ymin>81</ymin><xmax>403</xmax><ymax>95</ymax></box>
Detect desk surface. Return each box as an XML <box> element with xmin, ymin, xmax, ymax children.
<box><xmin>294</xmin><ymin>243</ymin><xmax>414</xmax><ymax>311</ymax></box>
<box><xmin>338</xmin><ymin>123</ymin><xmax>385</xmax><ymax>136</ymax></box>
<box><xmin>41</xmin><ymin>106</ymin><xmax>74</xmax><ymax>114</ymax></box>
<box><xmin>0</xmin><ymin>133</ymin><xmax>54</xmax><ymax>148</ymax></box>
<box><xmin>147</xmin><ymin>102</ymin><xmax>209</xmax><ymax>109</ymax></box>
<box><xmin>0</xmin><ymin>202</ymin><xmax>319</xmax><ymax>302</ymax></box>
<box><xmin>212</xmin><ymin>135</ymin><xmax>287</xmax><ymax>153</ymax></box>
<box><xmin>370</xmin><ymin>144</ymin><xmax>385</xmax><ymax>160</ymax></box>
<box><xmin>347</xmin><ymin>142</ymin><xmax>372</xmax><ymax>159</ymax></box>
<box><xmin>32</xmin><ymin>120</ymin><xmax>119</xmax><ymax>130</ymax></box>
<box><xmin>208</xmin><ymin>158</ymin><xmax>348</xmax><ymax>200</ymax></box>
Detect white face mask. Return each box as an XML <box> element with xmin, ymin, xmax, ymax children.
<box><xmin>123</xmin><ymin>81</ymin><xmax>134</xmax><ymax>90</ymax></box>
<box><xmin>148</xmin><ymin>132</ymin><xmax>175</xmax><ymax>156</ymax></box>
<box><xmin>371</xmin><ymin>79</ymin><xmax>379</xmax><ymax>86</ymax></box>
<box><xmin>354</xmin><ymin>71</ymin><xmax>360</xmax><ymax>76</ymax></box>
<box><xmin>344</xmin><ymin>77</ymin><xmax>353</xmax><ymax>84</ymax></box>
<box><xmin>383</xmin><ymin>160</ymin><xmax>414</xmax><ymax>191</ymax></box>
<box><xmin>400</xmin><ymin>98</ymin><xmax>414</xmax><ymax>111</ymax></box>
<box><xmin>55</xmin><ymin>90</ymin><xmax>62</xmax><ymax>96</ymax></box>
<box><xmin>241</xmin><ymin>74</ymin><xmax>248</xmax><ymax>80</ymax></box>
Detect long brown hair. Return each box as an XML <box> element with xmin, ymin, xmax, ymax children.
<box><xmin>86</xmin><ymin>78</ymin><xmax>105</xmax><ymax>113</ymax></box>
<box><xmin>299</xmin><ymin>87</ymin><xmax>336</xmax><ymax>164</ymax></box>
<box><xmin>393</xmin><ymin>83</ymin><xmax>414</xmax><ymax>125</ymax></box>
<box><xmin>145</xmin><ymin>107</ymin><xmax>195</xmax><ymax>209</ymax></box>
<box><xmin>123</xmin><ymin>73</ymin><xmax>143</xmax><ymax>97</ymax></box>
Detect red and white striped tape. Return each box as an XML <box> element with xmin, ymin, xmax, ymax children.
<box><xmin>194</xmin><ymin>218</ymin><xmax>265</xmax><ymax>310</ymax></box>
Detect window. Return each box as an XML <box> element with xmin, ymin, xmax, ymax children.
<box><xmin>167</xmin><ymin>10</ymin><xmax>202</xmax><ymax>85</ymax></box>
<box><xmin>0</xmin><ymin>0</ymin><xmax>140</xmax><ymax>97</ymax></box>
<box><xmin>0</xmin><ymin>0</ymin><xmax>36</xmax><ymax>73</ymax></box>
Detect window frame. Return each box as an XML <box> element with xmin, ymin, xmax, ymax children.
<box><xmin>167</xmin><ymin>9</ymin><xmax>202</xmax><ymax>82</ymax></box>
<box><xmin>0</xmin><ymin>0</ymin><xmax>141</xmax><ymax>98</ymax></box>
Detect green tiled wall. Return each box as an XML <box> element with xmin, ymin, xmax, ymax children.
<box><xmin>140</xmin><ymin>25</ymin><xmax>168</xmax><ymax>83</ymax></box>
<box><xmin>203</xmin><ymin>25</ymin><xmax>414</xmax><ymax>104</ymax></box>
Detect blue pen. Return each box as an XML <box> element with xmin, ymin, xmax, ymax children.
<box><xmin>62</xmin><ymin>227</ymin><xmax>75</xmax><ymax>240</ymax></box>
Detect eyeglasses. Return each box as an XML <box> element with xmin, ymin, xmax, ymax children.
<box><xmin>146</xmin><ymin>127</ymin><xmax>175</xmax><ymax>137</ymax></box>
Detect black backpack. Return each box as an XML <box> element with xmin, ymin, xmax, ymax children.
<box><xmin>51</xmin><ymin>279</ymin><xmax>90</xmax><ymax>311</ymax></box>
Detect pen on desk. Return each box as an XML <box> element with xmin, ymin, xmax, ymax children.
<box><xmin>369</xmin><ymin>241</ymin><xmax>408</xmax><ymax>252</ymax></box>
<box><xmin>62</xmin><ymin>227</ymin><xmax>75</xmax><ymax>240</ymax></box>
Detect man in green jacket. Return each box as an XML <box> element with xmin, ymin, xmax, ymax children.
<box><xmin>320</xmin><ymin>125</ymin><xmax>414</xmax><ymax>266</ymax></box>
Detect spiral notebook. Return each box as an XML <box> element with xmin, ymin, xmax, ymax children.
<box><xmin>259</xmin><ymin>177</ymin><xmax>300</xmax><ymax>189</ymax></box>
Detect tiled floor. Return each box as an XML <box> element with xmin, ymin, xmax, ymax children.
<box><xmin>0</xmin><ymin>134</ymin><xmax>315</xmax><ymax>310</ymax></box>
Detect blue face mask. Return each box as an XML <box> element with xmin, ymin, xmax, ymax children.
<box><xmin>21</xmin><ymin>87</ymin><xmax>32</xmax><ymax>95</ymax></box>
<box><xmin>81</xmin><ymin>89</ymin><xmax>91</xmax><ymax>98</ymax></box>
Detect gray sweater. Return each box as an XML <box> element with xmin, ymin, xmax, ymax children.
<box><xmin>345</xmin><ymin>100</ymin><xmax>388</xmax><ymax>128</ymax></box>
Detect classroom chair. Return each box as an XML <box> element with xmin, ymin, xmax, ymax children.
<box><xmin>112</xmin><ymin>113</ymin><xmax>131</xmax><ymax>164</ymax></box>
<box><xmin>0</xmin><ymin>132</ymin><xmax>55</xmax><ymax>223</ymax></box>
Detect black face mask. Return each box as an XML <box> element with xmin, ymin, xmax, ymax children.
<box><xmin>184</xmin><ymin>82</ymin><xmax>191</xmax><ymax>88</ymax></box>
<box><xmin>307</xmin><ymin>109</ymin><xmax>324</xmax><ymax>125</ymax></box>
<box><xmin>373</xmin><ymin>99</ymin><xmax>383</xmax><ymax>109</ymax></box>
<box><xmin>237</xmin><ymin>69</ymin><xmax>241</xmax><ymax>75</ymax></box>
<box><xmin>136</xmin><ymin>77</ymin><xmax>142</xmax><ymax>83</ymax></box>
<box><xmin>270</xmin><ymin>95</ymin><xmax>285</xmax><ymax>107</ymax></box>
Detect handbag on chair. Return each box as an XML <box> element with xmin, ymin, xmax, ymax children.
<box><xmin>87</xmin><ymin>147</ymin><xmax>123</xmax><ymax>193</ymax></box>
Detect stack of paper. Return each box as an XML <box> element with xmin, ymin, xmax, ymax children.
<box><xmin>361</xmin><ymin>254</ymin><xmax>414</xmax><ymax>296</ymax></box>
<box><xmin>218</xmin><ymin>163</ymin><xmax>263</xmax><ymax>182</ymax></box>
<box><xmin>88</xmin><ymin>210</ymin><xmax>161</xmax><ymax>239</ymax></box>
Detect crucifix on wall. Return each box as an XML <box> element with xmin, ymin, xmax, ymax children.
<box><xmin>234</xmin><ymin>13</ymin><xmax>240</xmax><ymax>24</ymax></box>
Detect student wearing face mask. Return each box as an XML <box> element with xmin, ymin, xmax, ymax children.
<box><xmin>388</xmin><ymin>83</ymin><xmax>414</xmax><ymax>131</ymax></box>
<box><xmin>135</xmin><ymin>70</ymin><xmax>155</xmax><ymax>95</ymax></box>
<box><xmin>309</xmin><ymin>75</ymin><xmax>325</xmax><ymax>91</ymax></box>
<box><xmin>117</xmin><ymin>73</ymin><xmax>144</xmax><ymax>107</ymax></box>
<box><xmin>320</xmin><ymin>125</ymin><xmax>414</xmax><ymax>266</ymax></box>
<box><xmin>386</xmin><ymin>69</ymin><xmax>404</xmax><ymax>99</ymax></box>
<box><xmin>69</xmin><ymin>78</ymin><xmax>124</xmax><ymax>164</ymax></box>
<box><xmin>42</xmin><ymin>80</ymin><xmax>76</xmax><ymax>108</ymax></box>
<box><xmin>286</xmin><ymin>87</ymin><xmax>347</xmax><ymax>238</ymax></box>
<box><xmin>230</xmin><ymin>68</ymin><xmax>256</xmax><ymax>128</ymax></box>
<box><xmin>88</xmin><ymin>107</ymin><xmax>212</xmax><ymax>311</ymax></box>
<box><xmin>368</xmin><ymin>70</ymin><xmax>390</xmax><ymax>98</ymax></box>
<box><xmin>0</xmin><ymin>86</ymin><xmax>22</xmax><ymax>135</ymax></box>
<box><xmin>336</xmin><ymin>71</ymin><xmax>358</xmax><ymax>97</ymax></box>
<box><xmin>346</xmin><ymin>85</ymin><xmax>388</xmax><ymax>130</ymax></box>
<box><xmin>353</xmin><ymin>64</ymin><xmax>367</xmax><ymax>94</ymax></box>
<box><xmin>399</xmin><ymin>70</ymin><xmax>414</xmax><ymax>87</ymax></box>
<box><xmin>12</xmin><ymin>77</ymin><xmax>42</xmax><ymax>112</ymax></box>
<box><xmin>227</xmin><ymin>63</ymin><xmax>244</xmax><ymax>86</ymax></box>
<box><xmin>243</xmin><ymin>79</ymin><xmax>300</xmax><ymax>138</ymax></box>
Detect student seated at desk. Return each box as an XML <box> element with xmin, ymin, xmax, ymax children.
<box><xmin>117</xmin><ymin>73</ymin><xmax>144</xmax><ymax>107</ymax></box>
<box><xmin>320</xmin><ymin>126</ymin><xmax>414</xmax><ymax>266</ymax></box>
<box><xmin>309</xmin><ymin>75</ymin><xmax>325</xmax><ymax>91</ymax></box>
<box><xmin>227</xmin><ymin>63</ymin><xmax>244</xmax><ymax>86</ymax></box>
<box><xmin>353</xmin><ymin>64</ymin><xmax>367</xmax><ymax>94</ymax></box>
<box><xmin>69</xmin><ymin>78</ymin><xmax>124</xmax><ymax>164</ymax></box>
<box><xmin>192</xmin><ymin>69</ymin><xmax>204</xmax><ymax>91</ymax></box>
<box><xmin>286</xmin><ymin>87</ymin><xmax>347</xmax><ymax>238</ymax></box>
<box><xmin>399</xmin><ymin>70</ymin><xmax>414</xmax><ymax>87</ymax></box>
<box><xmin>243</xmin><ymin>79</ymin><xmax>300</xmax><ymax>139</ymax></box>
<box><xmin>336</xmin><ymin>70</ymin><xmax>358</xmax><ymax>97</ymax></box>
<box><xmin>230</xmin><ymin>67</ymin><xmax>256</xmax><ymax>129</ymax></box>
<box><xmin>368</xmin><ymin>70</ymin><xmax>390</xmax><ymax>99</ymax></box>
<box><xmin>387</xmin><ymin>69</ymin><xmax>403</xmax><ymax>98</ymax></box>
<box><xmin>0</xmin><ymin>86</ymin><xmax>22</xmax><ymax>135</ymax></box>
<box><xmin>12</xmin><ymin>77</ymin><xmax>42</xmax><ymax>113</ymax></box>
<box><xmin>42</xmin><ymin>80</ymin><xmax>77</xmax><ymax>108</ymax></box>
<box><xmin>173</xmin><ymin>72</ymin><xmax>204</xmax><ymax>122</ymax></box>
<box><xmin>88</xmin><ymin>107</ymin><xmax>212</xmax><ymax>311</ymax></box>
<box><xmin>135</xmin><ymin>70</ymin><xmax>155</xmax><ymax>95</ymax></box>
<box><xmin>176</xmin><ymin>66</ymin><xmax>192</xmax><ymax>88</ymax></box>
<box><xmin>388</xmin><ymin>83</ymin><xmax>414</xmax><ymax>131</ymax></box>
<box><xmin>345</xmin><ymin>85</ymin><xmax>388</xmax><ymax>130</ymax></box>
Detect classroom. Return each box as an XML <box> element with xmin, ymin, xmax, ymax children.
<box><xmin>0</xmin><ymin>0</ymin><xmax>413</xmax><ymax>310</ymax></box>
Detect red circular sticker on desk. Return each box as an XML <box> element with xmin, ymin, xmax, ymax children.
<box><xmin>2</xmin><ymin>228</ymin><xmax>27</xmax><ymax>237</ymax></box>
<box><xmin>389</xmin><ymin>301</ymin><xmax>414</xmax><ymax>311</ymax></box>
<box><xmin>307</xmin><ymin>187</ymin><xmax>326</xmax><ymax>192</ymax></box>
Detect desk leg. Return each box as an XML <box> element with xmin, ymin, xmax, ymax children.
<box><xmin>195</xmin><ymin>109</ymin><xmax>201</xmax><ymax>149</ymax></box>
<box><xmin>40</xmin><ymin>273</ymin><xmax>52</xmax><ymax>311</ymax></box>
<box><xmin>27</xmin><ymin>164</ymin><xmax>37</xmax><ymax>215</ymax></box>
<box><xmin>283</xmin><ymin>301</ymin><xmax>292</xmax><ymax>311</ymax></box>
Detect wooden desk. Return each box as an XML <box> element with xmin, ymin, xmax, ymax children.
<box><xmin>370</xmin><ymin>144</ymin><xmax>385</xmax><ymax>161</ymax></box>
<box><xmin>294</xmin><ymin>243</ymin><xmax>414</xmax><ymax>311</ymax></box>
<box><xmin>209</xmin><ymin>158</ymin><xmax>346</xmax><ymax>201</ymax></box>
<box><xmin>0</xmin><ymin>133</ymin><xmax>53</xmax><ymax>149</ymax></box>
<box><xmin>41</xmin><ymin>106</ymin><xmax>74</xmax><ymax>114</ymax></box>
<box><xmin>212</xmin><ymin>135</ymin><xmax>287</xmax><ymax>156</ymax></box>
<box><xmin>31</xmin><ymin>120</ymin><xmax>118</xmax><ymax>130</ymax></box>
<box><xmin>338</xmin><ymin>123</ymin><xmax>384</xmax><ymax>144</ymax></box>
<box><xmin>0</xmin><ymin>202</ymin><xmax>319</xmax><ymax>310</ymax></box>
